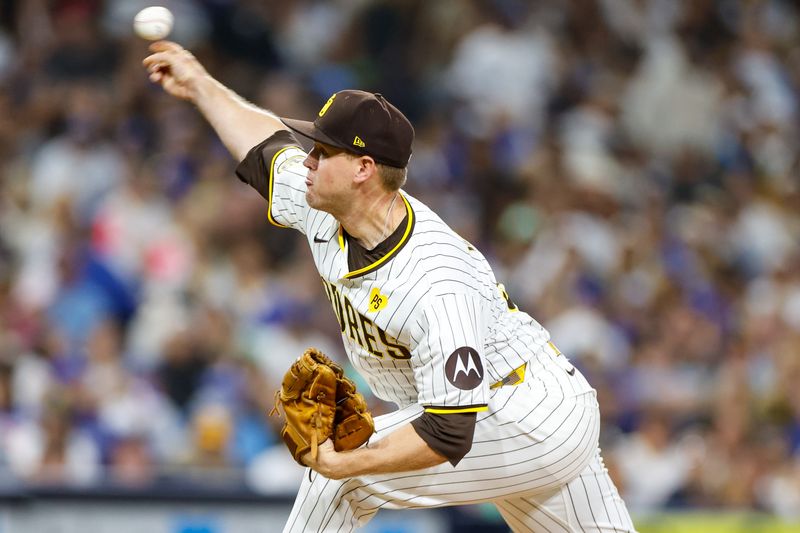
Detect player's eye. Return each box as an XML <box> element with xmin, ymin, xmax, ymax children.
<box><xmin>313</xmin><ymin>145</ymin><xmax>329</xmax><ymax>158</ymax></box>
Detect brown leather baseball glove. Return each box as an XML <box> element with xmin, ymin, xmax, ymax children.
<box><xmin>270</xmin><ymin>347</ymin><xmax>374</xmax><ymax>465</ymax></box>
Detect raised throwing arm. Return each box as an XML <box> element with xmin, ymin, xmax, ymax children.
<box><xmin>143</xmin><ymin>41</ymin><xmax>286</xmax><ymax>161</ymax></box>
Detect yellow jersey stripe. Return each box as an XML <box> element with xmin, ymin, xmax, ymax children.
<box><xmin>267</xmin><ymin>147</ymin><xmax>292</xmax><ymax>228</ymax></box>
<box><xmin>343</xmin><ymin>194</ymin><xmax>414</xmax><ymax>279</ymax></box>
<box><xmin>424</xmin><ymin>406</ymin><xmax>489</xmax><ymax>414</ymax></box>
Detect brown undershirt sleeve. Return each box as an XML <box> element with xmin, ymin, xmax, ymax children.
<box><xmin>410</xmin><ymin>411</ymin><xmax>477</xmax><ymax>466</ymax></box>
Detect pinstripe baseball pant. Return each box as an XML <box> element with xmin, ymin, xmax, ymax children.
<box><xmin>284</xmin><ymin>348</ymin><xmax>636</xmax><ymax>532</ymax></box>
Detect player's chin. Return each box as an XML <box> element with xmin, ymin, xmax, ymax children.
<box><xmin>305</xmin><ymin>190</ymin><xmax>326</xmax><ymax>211</ymax></box>
<box><xmin>305</xmin><ymin>189</ymin><xmax>317</xmax><ymax>207</ymax></box>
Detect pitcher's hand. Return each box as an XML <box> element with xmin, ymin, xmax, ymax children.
<box><xmin>142</xmin><ymin>41</ymin><xmax>209</xmax><ymax>102</ymax></box>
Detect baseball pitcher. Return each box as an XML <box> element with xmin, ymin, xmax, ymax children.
<box><xmin>144</xmin><ymin>41</ymin><xmax>637</xmax><ymax>533</ymax></box>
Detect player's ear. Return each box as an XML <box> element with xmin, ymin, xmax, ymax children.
<box><xmin>352</xmin><ymin>155</ymin><xmax>378</xmax><ymax>185</ymax></box>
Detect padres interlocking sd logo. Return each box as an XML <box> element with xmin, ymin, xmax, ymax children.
<box><xmin>445</xmin><ymin>347</ymin><xmax>483</xmax><ymax>390</ymax></box>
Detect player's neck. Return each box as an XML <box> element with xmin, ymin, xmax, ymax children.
<box><xmin>339</xmin><ymin>191</ymin><xmax>403</xmax><ymax>250</ymax></box>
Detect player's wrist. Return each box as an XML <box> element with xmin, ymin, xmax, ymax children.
<box><xmin>187</xmin><ymin>72</ymin><xmax>217</xmax><ymax>104</ymax></box>
<box><xmin>328</xmin><ymin>448</ymin><xmax>353</xmax><ymax>478</ymax></box>
<box><xmin>314</xmin><ymin>443</ymin><xmax>357</xmax><ymax>480</ymax></box>
<box><xmin>321</xmin><ymin>445</ymin><xmax>372</xmax><ymax>479</ymax></box>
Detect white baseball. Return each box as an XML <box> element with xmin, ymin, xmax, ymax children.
<box><xmin>133</xmin><ymin>6</ymin><xmax>174</xmax><ymax>41</ymax></box>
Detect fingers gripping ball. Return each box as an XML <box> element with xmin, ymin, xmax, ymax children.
<box><xmin>134</xmin><ymin>6</ymin><xmax>174</xmax><ymax>41</ymax></box>
<box><xmin>271</xmin><ymin>348</ymin><xmax>374</xmax><ymax>465</ymax></box>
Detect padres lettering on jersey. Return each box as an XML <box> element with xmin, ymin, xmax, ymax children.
<box><xmin>320</xmin><ymin>278</ymin><xmax>411</xmax><ymax>360</ymax></box>
<box><xmin>236</xmin><ymin>131</ymin><xmax>552</xmax><ymax>411</ymax></box>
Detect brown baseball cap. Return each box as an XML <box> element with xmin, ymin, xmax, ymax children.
<box><xmin>282</xmin><ymin>90</ymin><xmax>414</xmax><ymax>168</ymax></box>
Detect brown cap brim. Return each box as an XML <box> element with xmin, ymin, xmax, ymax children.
<box><xmin>281</xmin><ymin>118</ymin><xmax>349</xmax><ymax>152</ymax></box>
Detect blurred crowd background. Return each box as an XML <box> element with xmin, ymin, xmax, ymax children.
<box><xmin>0</xmin><ymin>0</ymin><xmax>799</xmax><ymax>520</ymax></box>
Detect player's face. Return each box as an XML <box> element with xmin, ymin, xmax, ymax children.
<box><xmin>303</xmin><ymin>143</ymin><xmax>357</xmax><ymax>213</ymax></box>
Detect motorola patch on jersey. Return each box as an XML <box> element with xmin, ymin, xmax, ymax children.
<box><xmin>445</xmin><ymin>347</ymin><xmax>484</xmax><ymax>390</ymax></box>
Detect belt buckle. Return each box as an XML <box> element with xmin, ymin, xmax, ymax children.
<box><xmin>491</xmin><ymin>362</ymin><xmax>527</xmax><ymax>389</ymax></box>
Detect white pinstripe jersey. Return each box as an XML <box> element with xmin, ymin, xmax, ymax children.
<box><xmin>251</xmin><ymin>135</ymin><xmax>552</xmax><ymax>413</ymax></box>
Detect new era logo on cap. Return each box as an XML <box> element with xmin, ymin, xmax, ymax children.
<box><xmin>281</xmin><ymin>90</ymin><xmax>414</xmax><ymax>168</ymax></box>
